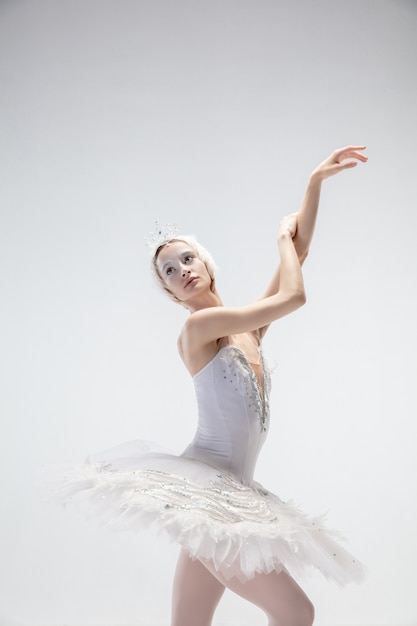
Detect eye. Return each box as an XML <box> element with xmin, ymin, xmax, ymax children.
<box><xmin>166</xmin><ymin>266</ymin><xmax>175</xmax><ymax>276</ymax></box>
<box><xmin>184</xmin><ymin>255</ymin><xmax>194</xmax><ymax>263</ymax></box>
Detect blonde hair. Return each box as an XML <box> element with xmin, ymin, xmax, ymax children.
<box><xmin>151</xmin><ymin>235</ymin><xmax>217</xmax><ymax>304</ymax></box>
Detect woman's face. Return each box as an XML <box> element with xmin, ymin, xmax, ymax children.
<box><xmin>156</xmin><ymin>240</ymin><xmax>212</xmax><ymax>304</ymax></box>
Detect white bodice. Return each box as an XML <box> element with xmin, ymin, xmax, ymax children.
<box><xmin>182</xmin><ymin>345</ymin><xmax>271</xmax><ymax>485</ymax></box>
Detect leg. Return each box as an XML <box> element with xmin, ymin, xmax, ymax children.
<box><xmin>171</xmin><ymin>549</ymin><xmax>226</xmax><ymax>626</ymax></box>
<box><xmin>201</xmin><ymin>561</ymin><xmax>314</xmax><ymax>626</ymax></box>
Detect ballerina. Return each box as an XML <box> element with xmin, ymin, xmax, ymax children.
<box><xmin>62</xmin><ymin>146</ymin><xmax>368</xmax><ymax>626</ymax></box>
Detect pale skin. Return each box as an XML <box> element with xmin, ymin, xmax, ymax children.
<box><xmin>155</xmin><ymin>146</ymin><xmax>368</xmax><ymax>626</ymax></box>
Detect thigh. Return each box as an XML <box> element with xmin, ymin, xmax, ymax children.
<box><xmin>171</xmin><ymin>550</ymin><xmax>226</xmax><ymax>626</ymax></box>
<box><xmin>201</xmin><ymin>561</ymin><xmax>314</xmax><ymax>626</ymax></box>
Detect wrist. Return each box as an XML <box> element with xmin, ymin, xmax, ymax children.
<box><xmin>309</xmin><ymin>169</ymin><xmax>324</xmax><ymax>185</ymax></box>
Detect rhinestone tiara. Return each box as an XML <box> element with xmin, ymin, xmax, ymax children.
<box><xmin>145</xmin><ymin>221</ymin><xmax>180</xmax><ymax>254</ymax></box>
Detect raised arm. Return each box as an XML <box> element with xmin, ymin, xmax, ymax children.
<box><xmin>182</xmin><ymin>214</ymin><xmax>305</xmax><ymax>350</ymax></box>
<box><xmin>261</xmin><ymin>146</ymin><xmax>368</xmax><ymax>300</ymax></box>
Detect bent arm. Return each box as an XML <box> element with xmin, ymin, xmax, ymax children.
<box><xmin>260</xmin><ymin>145</ymin><xmax>368</xmax><ymax>300</ymax></box>
<box><xmin>183</xmin><ymin>225</ymin><xmax>305</xmax><ymax>348</ymax></box>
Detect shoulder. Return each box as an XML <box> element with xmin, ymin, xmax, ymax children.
<box><xmin>181</xmin><ymin>307</ymin><xmax>223</xmax><ymax>343</ymax></box>
<box><xmin>178</xmin><ymin>315</ymin><xmax>221</xmax><ymax>376</ymax></box>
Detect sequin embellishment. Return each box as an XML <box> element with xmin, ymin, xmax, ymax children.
<box><xmin>220</xmin><ymin>345</ymin><xmax>270</xmax><ymax>431</ymax></box>
<box><xmin>129</xmin><ymin>468</ymin><xmax>280</xmax><ymax>524</ymax></box>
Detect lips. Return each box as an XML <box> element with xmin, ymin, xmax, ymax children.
<box><xmin>185</xmin><ymin>276</ymin><xmax>197</xmax><ymax>287</ymax></box>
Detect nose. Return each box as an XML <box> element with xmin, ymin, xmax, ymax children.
<box><xmin>181</xmin><ymin>267</ymin><xmax>191</xmax><ymax>277</ymax></box>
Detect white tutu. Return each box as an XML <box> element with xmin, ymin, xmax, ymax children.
<box><xmin>56</xmin><ymin>345</ymin><xmax>365</xmax><ymax>585</ymax></box>
<box><xmin>58</xmin><ymin>440</ymin><xmax>365</xmax><ymax>585</ymax></box>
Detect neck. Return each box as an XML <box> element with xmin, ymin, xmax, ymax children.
<box><xmin>186</xmin><ymin>288</ymin><xmax>223</xmax><ymax>313</ymax></box>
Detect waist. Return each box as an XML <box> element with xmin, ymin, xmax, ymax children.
<box><xmin>181</xmin><ymin>442</ymin><xmax>254</xmax><ymax>485</ymax></box>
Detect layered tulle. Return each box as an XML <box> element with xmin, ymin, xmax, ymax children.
<box><xmin>57</xmin><ymin>440</ymin><xmax>365</xmax><ymax>585</ymax></box>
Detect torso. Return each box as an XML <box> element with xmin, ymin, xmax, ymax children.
<box><xmin>179</xmin><ymin>331</ymin><xmax>263</xmax><ymax>392</ymax></box>
<box><xmin>181</xmin><ymin>341</ymin><xmax>270</xmax><ymax>484</ymax></box>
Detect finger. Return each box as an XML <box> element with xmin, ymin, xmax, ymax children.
<box><xmin>338</xmin><ymin>160</ymin><xmax>359</xmax><ymax>171</ymax></box>
<box><xmin>335</xmin><ymin>149</ymin><xmax>368</xmax><ymax>164</ymax></box>
<box><xmin>349</xmin><ymin>151</ymin><xmax>368</xmax><ymax>162</ymax></box>
<box><xmin>336</xmin><ymin>145</ymin><xmax>367</xmax><ymax>154</ymax></box>
<box><xmin>335</xmin><ymin>146</ymin><xmax>368</xmax><ymax>161</ymax></box>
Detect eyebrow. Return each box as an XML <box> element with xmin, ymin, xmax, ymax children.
<box><xmin>161</xmin><ymin>259</ymin><xmax>173</xmax><ymax>272</ymax></box>
<box><xmin>160</xmin><ymin>250</ymin><xmax>194</xmax><ymax>272</ymax></box>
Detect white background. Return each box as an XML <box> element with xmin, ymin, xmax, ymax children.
<box><xmin>1</xmin><ymin>1</ymin><xmax>416</xmax><ymax>625</ymax></box>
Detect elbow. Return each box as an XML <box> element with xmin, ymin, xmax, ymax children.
<box><xmin>276</xmin><ymin>285</ymin><xmax>306</xmax><ymax>315</ymax></box>
<box><xmin>291</xmin><ymin>288</ymin><xmax>307</xmax><ymax>310</ymax></box>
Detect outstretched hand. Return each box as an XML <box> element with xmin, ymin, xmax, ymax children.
<box><xmin>312</xmin><ymin>146</ymin><xmax>368</xmax><ymax>181</ymax></box>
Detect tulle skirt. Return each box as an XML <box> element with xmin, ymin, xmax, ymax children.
<box><xmin>56</xmin><ymin>439</ymin><xmax>365</xmax><ymax>585</ymax></box>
